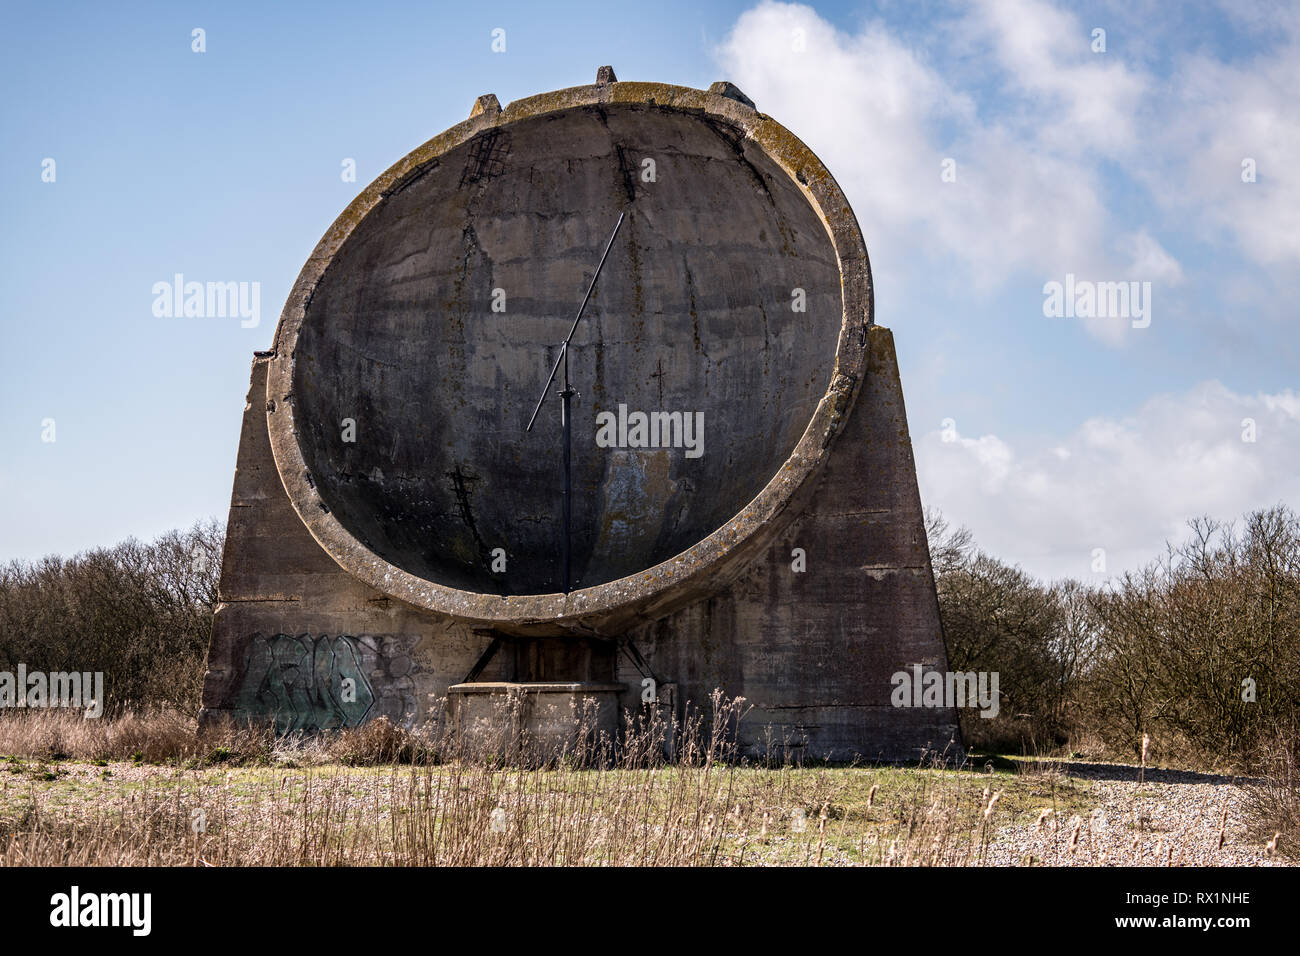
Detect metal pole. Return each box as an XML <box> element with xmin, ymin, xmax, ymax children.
<box><xmin>560</xmin><ymin>343</ymin><xmax>574</xmax><ymax>592</ymax></box>
<box><xmin>525</xmin><ymin>210</ymin><xmax>627</xmax><ymax>594</ymax></box>
<box><xmin>525</xmin><ymin>210</ymin><xmax>626</xmax><ymax>433</ymax></box>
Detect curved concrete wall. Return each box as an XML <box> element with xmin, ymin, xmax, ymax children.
<box><xmin>293</xmin><ymin>104</ymin><xmax>842</xmax><ymax>595</ymax></box>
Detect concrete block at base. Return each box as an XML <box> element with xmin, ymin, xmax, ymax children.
<box><xmin>446</xmin><ymin>682</ymin><xmax>625</xmax><ymax>764</ymax></box>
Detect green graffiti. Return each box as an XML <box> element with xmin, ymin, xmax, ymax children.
<box><xmin>234</xmin><ymin>633</ymin><xmax>375</xmax><ymax>733</ymax></box>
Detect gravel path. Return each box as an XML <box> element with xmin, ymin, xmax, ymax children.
<box><xmin>986</xmin><ymin>764</ymin><xmax>1287</xmax><ymax>866</ymax></box>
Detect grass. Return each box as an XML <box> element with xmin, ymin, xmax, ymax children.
<box><xmin>0</xmin><ymin>756</ymin><xmax>1096</xmax><ymax>866</ymax></box>
<box><xmin>0</xmin><ymin>703</ymin><xmax>1283</xmax><ymax>867</ymax></box>
<box><xmin>0</xmin><ymin>703</ymin><xmax>1095</xmax><ymax>867</ymax></box>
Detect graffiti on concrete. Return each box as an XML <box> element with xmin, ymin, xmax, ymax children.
<box><xmin>234</xmin><ymin>633</ymin><xmax>375</xmax><ymax>733</ymax></box>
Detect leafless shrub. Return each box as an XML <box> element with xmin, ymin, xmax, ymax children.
<box><xmin>0</xmin><ymin>520</ymin><xmax>223</xmax><ymax>714</ymax></box>
<box><xmin>1243</xmin><ymin>732</ymin><xmax>1299</xmax><ymax>859</ymax></box>
<box><xmin>928</xmin><ymin>505</ymin><xmax>1300</xmax><ymax>773</ymax></box>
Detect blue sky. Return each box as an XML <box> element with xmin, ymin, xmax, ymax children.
<box><xmin>2</xmin><ymin>0</ymin><xmax>1297</xmax><ymax>581</ymax></box>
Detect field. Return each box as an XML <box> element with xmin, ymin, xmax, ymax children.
<box><xmin>0</xmin><ymin>710</ymin><xmax>1286</xmax><ymax>867</ymax></box>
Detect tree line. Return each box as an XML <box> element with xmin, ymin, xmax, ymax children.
<box><xmin>930</xmin><ymin>505</ymin><xmax>1300</xmax><ymax>769</ymax></box>
<box><xmin>1</xmin><ymin>508</ymin><xmax>1297</xmax><ymax>772</ymax></box>
<box><xmin>0</xmin><ymin>521</ymin><xmax>221</xmax><ymax>714</ymax></box>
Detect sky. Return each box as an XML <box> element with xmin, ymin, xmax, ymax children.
<box><xmin>1</xmin><ymin>0</ymin><xmax>1297</xmax><ymax>583</ymax></box>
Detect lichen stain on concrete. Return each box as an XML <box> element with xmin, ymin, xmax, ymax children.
<box><xmin>594</xmin><ymin>449</ymin><xmax>678</xmax><ymax>576</ymax></box>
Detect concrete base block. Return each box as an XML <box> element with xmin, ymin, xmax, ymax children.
<box><xmin>446</xmin><ymin>681</ymin><xmax>625</xmax><ymax>764</ymax></box>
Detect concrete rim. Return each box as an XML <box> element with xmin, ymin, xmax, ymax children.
<box><xmin>265</xmin><ymin>76</ymin><xmax>873</xmax><ymax>629</ymax></box>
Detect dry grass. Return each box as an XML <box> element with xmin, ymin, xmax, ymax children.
<box><xmin>0</xmin><ymin>708</ymin><xmax>273</xmax><ymax>765</ymax></box>
<box><xmin>0</xmin><ymin>759</ymin><xmax>1081</xmax><ymax>867</ymax></box>
<box><xmin>1243</xmin><ymin>734</ymin><xmax>1300</xmax><ymax>860</ymax></box>
<box><xmin>0</xmin><ymin>699</ymin><xmax>1283</xmax><ymax>867</ymax></box>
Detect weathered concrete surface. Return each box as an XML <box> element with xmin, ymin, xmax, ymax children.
<box><xmin>201</xmin><ymin>74</ymin><xmax>959</xmax><ymax>761</ymax></box>
<box><xmin>202</xmin><ymin>330</ymin><xmax>959</xmax><ymax>760</ymax></box>
<box><xmin>447</xmin><ymin>682</ymin><xmax>624</xmax><ymax>763</ymax></box>
<box><xmin>616</xmin><ymin>328</ymin><xmax>961</xmax><ymax>761</ymax></box>
<box><xmin>293</xmin><ymin>105</ymin><xmax>841</xmax><ymax>597</ymax></box>
<box><xmin>201</xmin><ymin>357</ymin><xmax>480</xmax><ymax>730</ymax></box>
<box><xmin>264</xmin><ymin>76</ymin><xmax>872</xmax><ymax>628</ymax></box>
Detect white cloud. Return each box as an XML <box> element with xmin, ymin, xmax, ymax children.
<box><xmin>915</xmin><ymin>381</ymin><xmax>1300</xmax><ymax>581</ymax></box>
<box><xmin>718</xmin><ymin>0</ymin><xmax>1300</xmax><ymax>343</ymax></box>
<box><xmin>716</xmin><ymin>1</ymin><xmax>1170</xmax><ymax>341</ymax></box>
<box><xmin>715</xmin><ymin>1</ymin><xmax>1300</xmax><ymax>579</ymax></box>
<box><xmin>1144</xmin><ymin>43</ymin><xmax>1300</xmax><ymax>268</ymax></box>
<box><xmin>1118</xmin><ymin>230</ymin><xmax>1184</xmax><ymax>286</ymax></box>
<box><xmin>965</xmin><ymin>0</ymin><xmax>1300</xmax><ymax>270</ymax></box>
<box><xmin>963</xmin><ymin>0</ymin><xmax>1149</xmax><ymax>158</ymax></box>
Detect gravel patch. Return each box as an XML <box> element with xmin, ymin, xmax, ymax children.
<box><xmin>986</xmin><ymin>767</ymin><xmax>1286</xmax><ymax>866</ymax></box>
